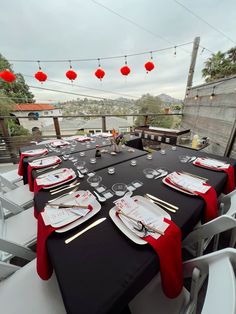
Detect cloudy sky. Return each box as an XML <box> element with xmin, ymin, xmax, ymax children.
<box><xmin>1</xmin><ymin>0</ymin><xmax>236</xmax><ymax>102</ymax></box>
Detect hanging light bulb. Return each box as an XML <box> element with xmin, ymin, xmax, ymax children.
<box><xmin>194</xmin><ymin>89</ymin><xmax>199</xmax><ymax>100</ymax></box>
<box><xmin>210</xmin><ymin>86</ymin><xmax>216</xmax><ymax>100</ymax></box>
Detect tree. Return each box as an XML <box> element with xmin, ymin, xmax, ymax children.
<box><xmin>0</xmin><ymin>53</ymin><xmax>35</xmax><ymax>103</ymax></box>
<box><xmin>135</xmin><ymin>94</ymin><xmax>174</xmax><ymax>128</ymax></box>
<box><xmin>202</xmin><ymin>47</ymin><xmax>236</xmax><ymax>82</ymax></box>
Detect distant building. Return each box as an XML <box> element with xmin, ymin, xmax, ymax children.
<box><xmin>43</xmin><ymin>118</ymin><xmax>84</xmax><ymax>136</ymax></box>
<box><xmin>80</xmin><ymin>117</ymin><xmax>132</xmax><ymax>134</ymax></box>
<box><xmin>11</xmin><ymin>104</ymin><xmax>62</xmax><ymax>132</ymax></box>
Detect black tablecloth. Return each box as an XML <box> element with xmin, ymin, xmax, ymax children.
<box><xmin>21</xmin><ymin>136</ymin><xmax>143</xmax><ymax>183</ymax></box>
<box><xmin>34</xmin><ymin>146</ymin><xmax>236</xmax><ymax>314</ymax></box>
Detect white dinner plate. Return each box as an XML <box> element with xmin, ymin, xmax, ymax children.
<box><xmin>52</xmin><ymin>190</ymin><xmax>101</xmax><ymax>232</ymax></box>
<box><xmin>162</xmin><ymin>176</ymin><xmax>195</xmax><ymax>196</ymax></box>
<box><xmin>29</xmin><ymin>156</ymin><xmax>61</xmax><ymax>168</ymax></box>
<box><xmin>36</xmin><ymin>168</ymin><xmax>76</xmax><ymax>189</ymax></box>
<box><xmin>109</xmin><ymin>195</ymin><xmax>171</xmax><ymax>245</ymax></box>
<box><xmin>23</xmin><ymin>148</ymin><xmax>48</xmax><ymax>156</ymax></box>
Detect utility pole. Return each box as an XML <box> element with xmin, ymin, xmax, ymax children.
<box><xmin>185</xmin><ymin>36</ymin><xmax>200</xmax><ymax>95</ymax></box>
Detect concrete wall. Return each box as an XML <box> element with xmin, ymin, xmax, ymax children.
<box><xmin>181</xmin><ymin>75</ymin><xmax>236</xmax><ymax>158</ymax></box>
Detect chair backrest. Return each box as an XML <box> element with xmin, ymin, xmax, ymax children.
<box><xmin>184</xmin><ymin>248</ymin><xmax>236</xmax><ymax>314</ymax></box>
<box><xmin>0</xmin><ymin>260</ymin><xmax>20</xmax><ymax>281</ymax></box>
<box><xmin>220</xmin><ymin>189</ymin><xmax>236</xmax><ymax>217</ymax></box>
<box><xmin>0</xmin><ymin>174</ymin><xmax>18</xmax><ymax>191</ymax></box>
<box><xmin>0</xmin><ymin>194</ymin><xmax>24</xmax><ymax>214</ymax></box>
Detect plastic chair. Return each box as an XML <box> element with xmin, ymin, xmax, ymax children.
<box><xmin>129</xmin><ymin>248</ymin><xmax>236</xmax><ymax>314</ymax></box>
<box><xmin>0</xmin><ymin>169</ymin><xmax>23</xmax><ymax>193</ymax></box>
<box><xmin>0</xmin><ymin>258</ymin><xmax>66</xmax><ymax>314</ymax></box>
<box><xmin>0</xmin><ymin>200</ymin><xmax>36</xmax><ymax>262</ymax></box>
<box><xmin>182</xmin><ymin>190</ymin><xmax>236</xmax><ymax>257</ymax></box>
<box><xmin>0</xmin><ymin>184</ymin><xmax>34</xmax><ymax>210</ymax></box>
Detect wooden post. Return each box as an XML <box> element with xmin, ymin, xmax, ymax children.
<box><xmin>0</xmin><ymin>118</ymin><xmax>18</xmax><ymax>163</ymax></box>
<box><xmin>144</xmin><ymin>115</ymin><xmax>148</xmax><ymax>126</ymax></box>
<box><xmin>224</xmin><ymin>117</ymin><xmax>236</xmax><ymax>157</ymax></box>
<box><xmin>53</xmin><ymin>117</ymin><xmax>61</xmax><ymax>139</ymax></box>
<box><xmin>185</xmin><ymin>37</ymin><xmax>200</xmax><ymax>95</ymax></box>
<box><xmin>102</xmin><ymin>116</ymin><xmax>106</xmax><ymax>132</ymax></box>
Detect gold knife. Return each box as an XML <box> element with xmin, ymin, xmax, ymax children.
<box><xmin>65</xmin><ymin>218</ymin><xmax>107</xmax><ymax>244</ymax></box>
<box><xmin>145</xmin><ymin>193</ymin><xmax>179</xmax><ymax>210</ymax></box>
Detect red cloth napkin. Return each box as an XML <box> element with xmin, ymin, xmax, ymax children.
<box><xmin>34</xmin><ymin>171</ymin><xmax>74</xmax><ymax>193</ymax></box>
<box><xmin>195</xmin><ymin>186</ymin><xmax>218</xmax><ymax>222</ymax></box>
<box><xmin>143</xmin><ymin>218</ymin><xmax>183</xmax><ymax>299</ymax></box>
<box><xmin>194</xmin><ymin>161</ymin><xmax>235</xmax><ymax>194</ymax></box>
<box><xmin>18</xmin><ymin>149</ymin><xmax>48</xmax><ymax>176</ymax></box>
<box><xmin>165</xmin><ymin>177</ymin><xmax>218</xmax><ymax>223</ymax></box>
<box><xmin>37</xmin><ymin>203</ymin><xmax>93</xmax><ymax>280</ymax></box>
<box><xmin>27</xmin><ymin>158</ymin><xmax>61</xmax><ymax>192</ymax></box>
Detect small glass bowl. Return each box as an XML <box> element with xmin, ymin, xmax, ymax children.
<box><xmin>160</xmin><ymin>149</ymin><xmax>166</xmax><ymax>155</ymax></box>
<box><xmin>89</xmin><ymin>157</ymin><xmax>97</xmax><ymax>164</ymax></box>
<box><xmin>63</xmin><ymin>153</ymin><xmax>70</xmax><ymax>160</ymax></box>
<box><xmin>108</xmin><ymin>167</ymin><xmax>115</xmax><ymax>174</ymax></box>
<box><xmin>79</xmin><ymin>152</ymin><xmax>85</xmax><ymax>157</ymax></box>
<box><xmin>76</xmin><ymin>161</ymin><xmax>86</xmax><ymax>170</ymax></box>
<box><xmin>171</xmin><ymin>146</ymin><xmax>177</xmax><ymax>151</ymax></box>
<box><xmin>87</xmin><ymin>175</ymin><xmax>102</xmax><ymax>187</ymax></box>
<box><xmin>130</xmin><ymin>159</ymin><xmax>137</xmax><ymax>166</ymax></box>
<box><xmin>143</xmin><ymin>168</ymin><xmax>155</xmax><ymax>179</ymax></box>
<box><xmin>146</xmin><ymin>154</ymin><xmax>153</xmax><ymax>160</ymax></box>
<box><xmin>112</xmin><ymin>183</ymin><xmax>127</xmax><ymax>196</ymax></box>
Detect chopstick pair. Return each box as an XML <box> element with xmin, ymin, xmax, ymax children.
<box><xmin>117</xmin><ymin>209</ymin><xmax>164</xmax><ymax>236</ymax></box>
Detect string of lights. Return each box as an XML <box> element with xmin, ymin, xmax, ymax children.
<box><xmin>8</xmin><ymin>42</ymin><xmax>193</xmax><ymax>63</ymax></box>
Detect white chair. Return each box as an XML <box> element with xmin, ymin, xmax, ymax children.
<box><xmin>129</xmin><ymin>248</ymin><xmax>236</xmax><ymax>314</ymax></box>
<box><xmin>0</xmin><ymin>168</ymin><xmax>23</xmax><ymax>193</ymax></box>
<box><xmin>0</xmin><ymin>184</ymin><xmax>34</xmax><ymax>209</ymax></box>
<box><xmin>182</xmin><ymin>190</ymin><xmax>236</xmax><ymax>257</ymax></box>
<box><xmin>0</xmin><ymin>259</ymin><xmax>66</xmax><ymax>314</ymax></box>
<box><xmin>0</xmin><ymin>200</ymin><xmax>36</xmax><ymax>262</ymax></box>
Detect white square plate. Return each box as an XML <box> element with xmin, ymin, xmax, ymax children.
<box><xmin>109</xmin><ymin>195</ymin><xmax>170</xmax><ymax>245</ymax></box>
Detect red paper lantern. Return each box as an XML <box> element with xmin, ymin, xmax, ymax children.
<box><xmin>35</xmin><ymin>71</ymin><xmax>47</xmax><ymax>82</ymax></box>
<box><xmin>95</xmin><ymin>68</ymin><xmax>105</xmax><ymax>80</ymax></box>
<box><xmin>0</xmin><ymin>69</ymin><xmax>16</xmax><ymax>83</ymax></box>
<box><xmin>120</xmin><ymin>65</ymin><xmax>131</xmax><ymax>76</ymax></box>
<box><xmin>66</xmin><ymin>69</ymin><xmax>77</xmax><ymax>81</ymax></box>
<box><xmin>145</xmin><ymin>61</ymin><xmax>155</xmax><ymax>72</ymax></box>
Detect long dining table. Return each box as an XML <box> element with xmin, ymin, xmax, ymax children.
<box><xmin>31</xmin><ymin>145</ymin><xmax>236</xmax><ymax>314</ymax></box>
<box><xmin>20</xmin><ymin>135</ymin><xmax>143</xmax><ymax>184</ymax></box>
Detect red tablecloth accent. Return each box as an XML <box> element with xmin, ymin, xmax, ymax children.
<box><xmin>18</xmin><ymin>149</ymin><xmax>48</xmax><ymax>176</ymax></box>
<box><xmin>194</xmin><ymin>161</ymin><xmax>235</xmax><ymax>194</ymax></box>
<box><xmin>144</xmin><ymin>218</ymin><xmax>183</xmax><ymax>298</ymax></box>
<box><xmin>27</xmin><ymin>158</ymin><xmax>61</xmax><ymax>192</ymax></box>
<box><xmin>37</xmin><ymin>204</ymin><xmax>93</xmax><ymax>280</ymax></box>
<box><xmin>34</xmin><ymin>174</ymin><xmax>74</xmax><ymax>193</ymax></box>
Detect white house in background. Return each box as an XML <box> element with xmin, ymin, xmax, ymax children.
<box><xmin>11</xmin><ymin>104</ymin><xmax>62</xmax><ymax>133</ymax></box>
<box><xmin>79</xmin><ymin>116</ymin><xmax>133</xmax><ymax>134</ymax></box>
<box><xmin>42</xmin><ymin>118</ymin><xmax>85</xmax><ymax>136</ymax></box>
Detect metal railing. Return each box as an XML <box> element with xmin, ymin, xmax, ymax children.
<box><xmin>0</xmin><ymin>113</ymin><xmax>183</xmax><ymax>163</ymax></box>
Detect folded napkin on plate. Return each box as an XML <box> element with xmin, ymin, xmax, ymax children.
<box><xmin>27</xmin><ymin>157</ymin><xmax>61</xmax><ymax>192</ymax></box>
<box><xmin>165</xmin><ymin>173</ymin><xmax>218</xmax><ymax>223</ymax></box>
<box><xmin>144</xmin><ymin>218</ymin><xmax>183</xmax><ymax>298</ymax></box>
<box><xmin>18</xmin><ymin>148</ymin><xmax>48</xmax><ymax>176</ymax></box>
<box><xmin>194</xmin><ymin>158</ymin><xmax>235</xmax><ymax>194</ymax></box>
<box><xmin>37</xmin><ymin>198</ymin><xmax>93</xmax><ymax>280</ymax></box>
<box><xmin>50</xmin><ymin>140</ymin><xmax>69</xmax><ymax>147</ymax></box>
<box><xmin>34</xmin><ymin>168</ymin><xmax>75</xmax><ymax>193</ymax></box>
<box><xmin>115</xmin><ymin>196</ymin><xmax>183</xmax><ymax>299</ymax></box>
